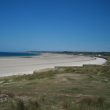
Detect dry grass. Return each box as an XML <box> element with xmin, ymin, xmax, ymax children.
<box><xmin>0</xmin><ymin>56</ymin><xmax>110</xmax><ymax>110</ymax></box>
<box><xmin>75</xmin><ymin>94</ymin><xmax>105</xmax><ymax>110</ymax></box>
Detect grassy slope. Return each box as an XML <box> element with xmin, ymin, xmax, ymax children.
<box><xmin>0</xmin><ymin>56</ymin><xmax>110</xmax><ymax>110</ymax></box>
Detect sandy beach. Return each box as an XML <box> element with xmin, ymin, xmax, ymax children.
<box><xmin>0</xmin><ymin>53</ymin><xmax>106</xmax><ymax>77</ymax></box>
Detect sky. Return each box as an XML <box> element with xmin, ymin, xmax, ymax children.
<box><xmin>0</xmin><ymin>0</ymin><xmax>110</xmax><ymax>52</ymax></box>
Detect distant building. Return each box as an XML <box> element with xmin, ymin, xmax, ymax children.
<box><xmin>98</xmin><ymin>54</ymin><xmax>102</xmax><ymax>57</ymax></box>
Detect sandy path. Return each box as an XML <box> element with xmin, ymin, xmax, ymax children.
<box><xmin>0</xmin><ymin>53</ymin><xmax>106</xmax><ymax>77</ymax></box>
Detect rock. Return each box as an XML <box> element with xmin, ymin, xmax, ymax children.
<box><xmin>0</xmin><ymin>94</ymin><xmax>9</xmax><ymax>103</ymax></box>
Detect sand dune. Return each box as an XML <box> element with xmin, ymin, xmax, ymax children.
<box><xmin>0</xmin><ymin>53</ymin><xmax>106</xmax><ymax>77</ymax></box>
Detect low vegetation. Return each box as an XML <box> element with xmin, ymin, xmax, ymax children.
<box><xmin>0</xmin><ymin>54</ymin><xmax>110</xmax><ymax>110</ymax></box>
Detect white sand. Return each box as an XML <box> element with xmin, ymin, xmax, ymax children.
<box><xmin>0</xmin><ymin>53</ymin><xmax>106</xmax><ymax>77</ymax></box>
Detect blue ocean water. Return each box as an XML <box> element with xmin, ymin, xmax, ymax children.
<box><xmin>0</xmin><ymin>52</ymin><xmax>41</xmax><ymax>57</ymax></box>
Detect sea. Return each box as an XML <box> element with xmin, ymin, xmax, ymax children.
<box><xmin>0</xmin><ymin>52</ymin><xmax>41</xmax><ymax>57</ymax></box>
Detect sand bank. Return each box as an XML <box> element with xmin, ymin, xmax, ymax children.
<box><xmin>0</xmin><ymin>53</ymin><xmax>106</xmax><ymax>77</ymax></box>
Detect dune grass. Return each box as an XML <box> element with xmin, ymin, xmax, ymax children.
<box><xmin>0</xmin><ymin>56</ymin><xmax>110</xmax><ymax>110</ymax></box>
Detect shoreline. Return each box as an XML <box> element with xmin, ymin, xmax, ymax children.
<box><xmin>0</xmin><ymin>53</ymin><xmax>107</xmax><ymax>77</ymax></box>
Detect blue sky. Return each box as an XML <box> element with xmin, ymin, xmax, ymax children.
<box><xmin>0</xmin><ymin>0</ymin><xmax>110</xmax><ymax>52</ymax></box>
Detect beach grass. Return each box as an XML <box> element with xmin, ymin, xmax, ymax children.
<box><xmin>0</xmin><ymin>56</ymin><xmax>110</xmax><ymax>110</ymax></box>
